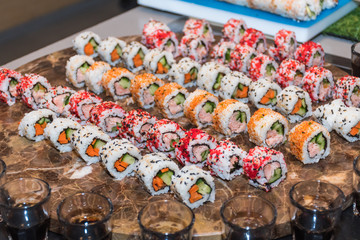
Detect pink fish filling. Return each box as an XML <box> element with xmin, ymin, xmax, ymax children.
<box><xmin>9</xmin><ymin>85</ymin><xmax>18</xmax><ymax>98</ymax></box>
<box><xmin>230</xmin><ymin>155</ymin><xmax>240</xmax><ymax>171</ymax></box>
<box><xmin>168</xmin><ymin>99</ymin><xmax>183</xmax><ymax>115</ymax></box>
<box><xmin>228</xmin><ymin>112</ymin><xmax>246</xmax><ymax>133</ymax></box>
<box><xmin>312</xmin><ymin>55</ymin><xmax>322</xmax><ymax>67</ymax></box>
<box><xmin>105</xmin><ymin>117</ymin><xmax>122</xmax><ymax>132</ymax></box>
<box><xmin>351</xmin><ymin>93</ymin><xmax>360</xmax><ymax>107</ymax></box>
<box><xmin>32</xmin><ymin>89</ymin><xmax>46</xmax><ymax>104</ymax></box>
<box><xmin>192</xmin><ymin>144</ymin><xmax>209</xmax><ymax>162</ymax></box>
<box><xmin>76</xmin><ymin>69</ymin><xmax>86</xmax><ymax>83</ymax></box>
<box><xmin>256</xmin><ymin>41</ymin><xmax>266</xmax><ymax>53</ymax></box>
<box><xmin>162</xmin><ymin>132</ymin><xmax>179</xmax><ymax>150</ymax></box>
<box><xmin>293</xmin><ymin>73</ymin><xmax>303</xmax><ymax>86</ymax></box>
<box><xmin>52</xmin><ymin>94</ymin><xmax>69</xmax><ymax>113</ymax></box>
<box><xmin>307</xmin><ymin>142</ymin><xmax>322</xmax><ymax>158</ymax></box>
<box><xmin>114</xmin><ymin>81</ymin><xmax>130</xmax><ymax>96</ymax></box>
<box><xmin>81</xmin><ymin>104</ymin><xmax>95</xmax><ymax>120</ymax></box>
<box><xmin>140</xmin><ymin>123</ymin><xmax>153</xmax><ymax>136</ymax></box>
<box><xmin>196</xmin><ymin>43</ymin><xmax>207</xmax><ymax>60</ymax></box>
<box><xmin>265</xmin><ymin>130</ymin><xmax>283</xmax><ymax>147</ymax></box>
<box><xmin>143</xmin><ymin>89</ymin><xmax>154</xmax><ymax>106</ymax></box>
<box><xmin>164</xmin><ymin>42</ymin><xmax>176</xmax><ymax>55</ymax></box>
<box><xmin>318</xmin><ymin>82</ymin><xmax>331</xmax><ymax>101</ymax></box>
<box><xmin>264</xmin><ymin>162</ymin><xmax>281</xmax><ymax>181</ymax></box>
<box><xmin>198</xmin><ymin>108</ymin><xmax>212</xmax><ymax>124</ymax></box>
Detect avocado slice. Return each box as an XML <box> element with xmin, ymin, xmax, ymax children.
<box><xmin>271</xmin><ymin>121</ymin><xmax>284</xmax><ymax>135</ymax></box>
<box><xmin>93</xmin><ymin>139</ymin><xmax>106</xmax><ymax>149</ymax></box>
<box><xmin>201</xmin><ymin>149</ymin><xmax>210</xmax><ymax>162</ymax></box>
<box><xmin>89</xmin><ymin>38</ymin><xmax>98</xmax><ymax>50</ymax></box>
<box><xmin>225</xmin><ymin>48</ymin><xmax>231</xmax><ymax>63</ymax></box>
<box><xmin>138</xmin><ymin>48</ymin><xmax>145</xmax><ymax>59</ymax></box>
<box><xmin>148</xmin><ymin>83</ymin><xmax>159</xmax><ymax>96</ymax></box>
<box><xmin>173</xmin><ymin>93</ymin><xmax>185</xmax><ymax>105</ymax></box>
<box><xmin>9</xmin><ymin>78</ymin><xmax>18</xmax><ymax>87</ymax></box>
<box><xmin>115</xmin><ymin>45</ymin><xmax>122</xmax><ymax>57</ymax></box>
<box><xmin>157</xmin><ymin>170</ymin><xmax>174</xmax><ymax>186</ymax></box>
<box><xmin>213</xmin><ymin>73</ymin><xmax>224</xmax><ymax>90</ymax></box>
<box><xmin>266</xmin><ymin>64</ymin><xmax>276</xmax><ymax>77</ymax></box>
<box><xmin>122</xmin><ymin>153</ymin><xmax>136</xmax><ymax>165</ymax></box>
<box><xmin>80</xmin><ymin>62</ymin><xmax>90</xmax><ymax>74</ymax></box>
<box><xmin>268</xmin><ymin>168</ymin><xmax>282</xmax><ymax>184</ymax></box>
<box><xmin>119</xmin><ymin>77</ymin><xmax>130</xmax><ymax>89</ymax></box>
<box><xmin>65</xmin><ymin>128</ymin><xmax>74</xmax><ymax>139</ymax></box>
<box><xmin>203</xmin><ymin>101</ymin><xmax>216</xmax><ymax>113</ymax></box>
<box><xmin>196</xmin><ymin>178</ymin><xmax>212</xmax><ymax>195</ymax></box>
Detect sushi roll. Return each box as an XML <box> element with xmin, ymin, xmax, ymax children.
<box><xmin>119</xmin><ymin>109</ymin><xmax>157</xmax><ymax>148</ymax></box>
<box><xmin>146</xmin><ymin>119</ymin><xmax>186</xmax><ymax>158</ymax></box>
<box><xmin>102</xmin><ymin>67</ymin><xmax>135</xmax><ymax>100</ymax></box>
<box><xmin>268</xmin><ymin>29</ymin><xmax>297</xmax><ymax>62</ymax></box>
<box><xmin>222</xmin><ymin>18</ymin><xmax>247</xmax><ymax>44</ymax></box>
<box><xmin>72</xmin><ymin>125</ymin><xmax>111</xmax><ymax>164</ymax></box>
<box><xmin>229</xmin><ymin>44</ymin><xmax>257</xmax><ymax>73</ymax></box>
<box><xmin>219</xmin><ymin>71</ymin><xmax>252</xmax><ymax>103</ymax></box>
<box><xmin>289</xmin><ymin>121</ymin><xmax>330</xmax><ymax>164</ymax></box>
<box><xmin>84</xmin><ymin>61</ymin><xmax>111</xmax><ymax>95</ymax></box>
<box><xmin>154</xmin><ymin>82</ymin><xmax>189</xmax><ymax>119</ymax></box>
<box><xmin>333</xmin><ymin>75</ymin><xmax>360</xmax><ymax>107</ymax></box>
<box><xmin>43</xmin><ymin>118</ymin><xmax>81</xmax><ymax>153</ymax></box>
<box><xmin>313</xmin><ymin>99</ymin><xmax>347</xmax><ymax>132</ymax></box>
<box><xmin>243</xmin><ymin>146</ymin><xmax>287</xmax><ymax>192</ymax></box>
<box><xmin>17</xmin><ymin>73</ymin><xmax>51</xmax><ymax>110</ymax></box>
<box><xmin>88</xmin><ymin>101</ymin><xmax>126</xmax><ymax>138</ymax></box>
<box><xmin>184</xmin><ymin>89</ymin><xmax>219</xmax><ymax>128</ymax></box>
<box><xmin>183</xmin><ymin>18</ymin><xmax>215</xmax><ymax>44</ymax></box>
<box><xmin>249</xmin><ymin>78</ymin><xmax>282</xmax><ymax>110</ymax></box>
<box><xmin>65</xmin><ymin>55</ymin><xmax>95</xmax><ymax>88</ymax></box>
<box><xmin>175</xmin><ymin>129</ymin><xmax>217</xmax><ymax>167</ymax></box>
<box><xmin>275</xmin><ymin>59</ymin><xmax>306</xmax><ymax>88</ymax></box>
<box><xmin>168</xmin><ymin>57</ymin><xmax>201</xmax><ymax>88</ymax></box>
<box><xmin>143</xmin><ymin>49</ymin><xmax>175</xmax><ymax>79</ymax></box>
<box><xmin>247</xmin><ymin>108</ymin><xmax>289</xmax><ymax>148</ymax></box>
<box><xmin>0</xmin><ymin>68</ymin><xmax>23</xmax><ymax>106</ymax></box>
<box><xmin>122</xmin><ymin>41</ymin><xmax>148</xmax><ymax>72</ymax></box>
<box><xmin>294</xmin><ymin>41</ymin><xmax>325</xmax><ymax>68</ymax></box>
<box><xmin>213</xmin><ymin>99</ymin><xmax>251</xmax><ymax>136</ymax></box>
<box><xmin>99</xmin><ymin>139</ymin><xmax>142</xmax><ymax>180</ymax></box>
<box><xmin>322</xmin><ymin>0</ymin><xmax>338</xmax><ymax>9</ymax></box>
<box><xmin>142</xmin><ymin>29</ymin><xmax>179</xmax><ymax>57</ymax></box>
<box><xmin>136</xmin><ymin>152</ymin><xmax>180</xmax><ymax>195</ymax></box>
<box><xmin>276</xmin><ymin>86</ymin><xmax>312</xmax><ymax>123</ymax></box>
<box><xmin>210</xmin><ymin>41</ymin><xmax>236</xmax><ymax>65</ymax></box>
<box><xmin>197</xmin><ymin>62</ymin><xmax>230</xmax><ymax>96</ymax></box>
<box><xmin>178</xmin><ymin>34</ymin><xmax>209</xmax><ymax>63</ymax></box>
<box><xmin>142</xmin><ymin>19</ymin><xmax>170</xmax><ymax>38</ymax></box>
<box><xmin>171</xmin><ymin>165</ymin><xmax>215</xmax><ymax>209</ymax></box>
<box><xmin>207</xmin><ymin>140</ymin><xmax>247</xmax><ymax>180</ymax></box>
<box><xmin>331</xmin><ymin>106</ymin><xmax>360</xmax><ymax>142</ymax></box>
<box><xmin>40</xmin><ymin>86</ymin><xmax>76</xmax><ymax>117</ymax></box>
<box><xmin>249</xmin><ymin>54</ymin><xmax>278</xmax><ymax>81</ymax></box>
<box><xmin>240</xmin><ymin>28</ymin><xmax>267</xmax><ymax>53</ymax></box>
<box><xmin>68</xmin><ymin>90</ymin><xmax>103</xmax><ymax>123</ymax></box>
<box><xmin>18</xmin><ymin>109</ymin><xmax>57</xmax><ymax>142</ymax></box>
<box><xmin>302</xmin><ymin>66</ymin><xmax>334</xmax><ymax>102</ymax></box>
<box><xmin>98</xmin><ymin>36</ymin><xmax>127</xmax><ymax>66</ymax></box>
<box><xmin>73</xmin><ymin>31</ymin><xmax>101</xmax><ymax>57</ymax></box>
<box><xmin>130</xmin><ymin>73</ymin><xmax>164</xmax><ymax>109</ymax></box>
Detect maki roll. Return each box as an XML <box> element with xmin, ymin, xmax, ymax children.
<box><xmin>68</xmin><ymin>90</ymin><xmax>103</xmax><ymax>123</ymax></box>
<box><xmin>178</xmin><ymin>34</ymin><xmax>209</xmax><ymax>63</ymax></box>
<box><xmin>240</xmin><ymin>28</ymin><xmax>267</xmax><ymax>53</ymax></box>
<box><xmin>143</xmin><ymin>49</ymin><xmax>175</xmax><ymax>79</ymax></box>
<box><xmin>43</xmin><ymin>118</ymin><xmax>81</xmax><ymax>153</ymax></box>
<box><xmin>171</xmin><ymin>165</ymin><xmax>215</xmax><ymax>209</ymax></box>
<box><xmin>73</xmin><ymin>31</ymin><xmax>101</xmax><ymax>57</ymax></box>
<box><xmin>142</xmin><ymin>19</ymin><xmax>170</xmax><ymax>37</ymax></box>
<box><xmin>18</xmin><ymin>109</ymin><xmax>57</xmax><ymax>142</ymax></box>
<box><xmin>197</xmin><ymin>62</ymin><xmax>230</xmax><ymax>96</ymax></box>
<box><xmin>222</xmin><ymin>18</ymin><xmax>247</xmax><ymax>44</ymax></box>
<box><xmin>146</xmin><ymin>119</ymin><xmax>186</xmax><ymax>158</ymax></box>
<box><xmin>276</xmin><ymin>86</ymin><xmax>312</xmax><ymax>123</ymax></box>
<box><xmin>183</xmin><ymin>18</ymin><xmax>214</xmax><ymax>44</ymax></box>
<box><xmin>219</xmin><ymin>71</ymin><xmax>252</xmax><ymax>103</ymax></box>
<box><xmin>99</xmin><ymin>139</ymin><xmax>142</xmax><ymax>180</ymax></box>
<box><xmin>249</xmin><ymin>54</ymin><xmax>278</xmax><ymax>81</ymax></box>
<box><xmin>154</xmin><ymin>82</ymin><xmax>189</xmax><ymax>119</ymax></box>
<box><xmin>184</xmin><ymin>89</ymin><xmax>219</xmax><ymax>128</ymax></box>
<box><xmin>249</xmin><ymin>78</ymin><xmax>282</xmax><ymax>110</ymax></box>
<box><xmin>168</xmin><ymin>57</ymin><xmax>201</xmax><ymax>88</ymax></box>
<box><xmin>289</xmin><ymin>121</ymin><xmax>330</xmax><ymax>164</ymax></box>
<box><xmin>142</xmin><ymin>29</ymin><xmax>179</xmax><ymax>57</ymax></box>
<box><xmin>65</xmin><ymin>55</ymin><xmax>95</xmax><ymax>88</ymax></box>
<box><xmin>88</xmin><ymin>101</ymin><xmax>126</xmax><ymax>138</ymax></box>
<box><xmin>333</xmin><ymin>75</ymin><xmax>360</xmax><ymax>107</ymax></box>
<box><xmin>210</xmin><ymin>41</ymin><xmax>236</xmax><ymax>65</ymax></box>
<box><xmin>275</xmin><ymin>59</ymin><xmax>306</xmax><ymax>88</ymax></box>
<box><xmin>84</xmin><ymin>61</ymin><xmax>111</xmax><ymax>95</ymax></box>
<box><xmin>248</xmin><ymin>108</ymin><xmax>289</xmax><ymax>148</ymax></box>
<box><xmin>40</xmin><ymin>86</ymin><xmax>76</xmax><ymax>117</ymax></box>
<box><xmin>119</xmin><ymin>109</ymin><xmax>157</xmax><ymax>148</ymax></box>
<box><xmin>207</xmin><ymin>140</ymin><xmax>247</xmax><ymax>180</ymax></box>
<box><xmin>17</xmin><ymin>74</ymin><xmax>51</xmax><ymax>110</ymax></box>
<box><xmin>0</xmin><ymin>68</ymin><xmax>23</xmax><ymax>106</ymax></box>
<box><xmin>136</xmin><ymin>153</ymin><xmax>180</xmax><ymax>195</ymax></box>
<box><xmin>269</xmin><ymin>29</ymin><xmax>297</xmax><ymax>62</ymax></box>
<box><xmin>302</xmin><ymin>66</ymin><xmax>334</xmax><ymax>102</ymax></box>
<box><xmin>130</xmin><ymin>73</ymin><xmax>164</xmax><ymax>109</ymax></box>
<box><xmin>72</xmin><ymin>125</ymin><xmax>111</xmax><ymax>164</ymax></box>
<box><xmin>331</xmin><ymin>106</ymin><xmax>360</xmax><ymax>142</ymax></box>
<box><xmin>213</xmin><ymin>99</ymin><xmax>250</xmax><ymax>136</ymax></box>
<box><xmin>295</xmin><ymin>41</ymin><xmax>325</xmax><ymax>68</ymax></box>
<box><xmin>313</xmin><ymin>99</ymin><xmax>347</xmax><ymax>132</ymax></box>
<box><xmin>243</xmin><ymin>146</ymin><xmax>287</xmax><ymax>192</ymax></box>
<box><xmin>229</xmin><ymin>44</ymin><xmax>257</xmax><ymax>73</ymax></box>
<box><xmin>102</xmin><ymin>67</ymin><xmax>135</xmax><ymax>100</ymax></box>
<box><xmin>98</xmin><ymin>36</ymin><xmax>127</xmax><ymax>66</ymax></box>
<box><xmin>122</xmin><ymin>41</ymin><xmax>148</xmax><ymax>72</ymax></box>
<box><xmin>175</xmin><ymin>129</ymin><xmax>217</xmax><ymax>167</ymax></box>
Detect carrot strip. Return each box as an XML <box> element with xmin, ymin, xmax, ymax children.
<box><xmin>188</xmin><ymin>184</ymin><xmax>199</xmax><ymax>194</ymax></box>
<box><xmin>350</xmin><ymin>127</ymin><xmax>359</xmax><ymax>136</ymax></box>
<box><xmin>133</xmin><ymin>54</ymin><xmax>143</xmax><ymax>68</ymax></box>
<box><xmin>259</xmin><ymin>97</ymin><xmax>270</xmax><ymax>105</ymax></box>
<box><xmin>84</xmin><ymin>43</ymin><xmax>94</xmax><ymax>56</ymax></box>
<box><xmin>236</xmin><ymin>86</ymin><xmax>249</xmax><ymax>98</ymax></box>
<box><xmin>157</xmin><ymin>62</ymin><xmax>164</xmax><ymax>74</ymax></box>
<box><xmin>266</xmin><ymin>89</ymin><xmax>275</xmax><ymax>99</ymax></box>
<box><xmin>58</xmin><ymin>131</ymin><xmax>69</xmax><ymax>144</ymax></box>
<box><xmin>355</xmin><ymin>122</ymin><xmax>360</xmax><ymax>129</ymax></box>
<box><xmin>189</xmin><ymin>192</ymin><xmax>203</xmax><ymax>203</ymax></box>
<box><xmin>34</xmin><ymin>122</ymin><xmax>47</xmax><ymax>136</ymax></box>
<box><xmin>161</xmin><ymin>168</ymin><xmax>169</xmax><ymax>173</ymax></box>
<box><xmin>114</xmin><ymin>159</ymin><xmax>128</xmax><ymax>172</ymax></box>
<box><xmin>110</xmin><ymin>49</ymin><xmax>120</xmax><ymax>62</ymax></box>
<box><xmin>152</xmin><ymin>176</ymin><xmax>165</xmax><ymax>192</ymax></box>
<box><xmin>184</xmin><ymin>73</ymin><xmax>191</xmax><ymax>84</ymax></box>
<box><xmin>86</xmin><ymin>139</ymin><xmax>99</xmax><ymax>157</ymax></box>
<box><xmin>291</xmin><ymin>100</ymin><xmax>302</xmax><ymax>114</ymax></box>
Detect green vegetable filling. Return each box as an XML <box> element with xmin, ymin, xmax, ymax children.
<box><xmin>157</xmin><ymin>169</ymin><xmax>174</xmax><ymax>186</ymax></box>
<box><xmin>118</xmin><ymin>77</ymin><xmax>130</xmax><ymax>89</ymax></box>
<box><xmin>89</xmin><ymin>38</ymin><xmax>98</xmax><ymax>51</ymax></box>
<box><xmin>63</xmin><ymin>94</ymin><xmax>71</xmax><ymax>106</ymax></box>
<box><xmin>115</xmin><ymin>45</ymin><xmax>122</xmax><ymax>57</ymax></box>
<box><xmin>306</xmin><ymin>5</ymin><xmax>315</xmax><ymax>18</ymax></box>
<box><xmin>9</xmin><ymin>78</ymin><xmax>18</xmax><ymax>87</ymax></box>
<box><xmin>203</xmin><ymin>101</ymin><xmax>216</xmax><ymax>113</ymax></box>
<box><xmin>266</xmin><ymin>64</ymin><xmax>276</xmax><ymax>77</ymax></box>
<box><xmin>196</xmin><ymin>178</ymin><xmax>211</xmax><ymax>195</ymax></box>
<box><xmin>32</xmin><ymin>83</ymin><xmax>46</xmax><ymax>92</ymax></box>
<box><xmin>93</xmin><ymin>139</ymin><xmax>106</xmax><ymax>149</ymax></box>
<box><xmin>138</xmin><ymin>48</ymin><xmax>145</xmax><ymax>59</ymax></box>
<box><xmin>268</xmin><ymin>168</ymin><xmax>282</xmax><ymax>184</ymax></box>
<box><xmin>122</xmin><ymin>153</ymin><xmax>136</xmax><ymax>165</ymax></box>
<box><xmin>204</xmin><ymin>24</ymin><xmax>209</xmax><ymax>34</ymax></box>
<box><xmin>235</xmin><ymin>110</ymin><xmax>246</xmax><ymax>123</ymax></box>
<box><xmin>65</xmin><ymin>128</ymin><xmax>74</xmax><ymax>139</ymax></box>
<box><xmin>148</xmin><ymin>83</ymin><xmax>159</xmax><ymax>96</ymax></box>
<box><xmin>213</xmin><ymin>73</ymin><xmax>224</xmax><ymax>90</ymax></box>
<box><xmin>310</xmin><ymin>133</ymin><xmax>326</xmax><ymax>151</ymax></box>
<box><xmin>79</xmin><ymin>62</ymin><xmax>90</xmax><ymax>74</ymax></box>
<box><xmin>225</xmin><ymin>48</ymin><xmax>231</xmax><ymax>63</ymax></box>
<box><xmin>111</xmin><ymin>122</ymin><xmax>122</xmax><ymax>133</ymax></box>
<box><xmin>173</xmin><ymin>93</ymin><xmax>185</xmax><ymax>105</ymax></box>
<box><xmin>270</xmin><ymin>121</ymin><xmax>284</xmax><ymax>135</ymax></box>
<box><xmin>201</xmin><ymin>149</ymin><xmax>210</xmax><ymax>162</ymax></box>
<box><xmin>37</xmin><ymin>117</ymin><xmax>51</xmax><ymax>125</ymax></box>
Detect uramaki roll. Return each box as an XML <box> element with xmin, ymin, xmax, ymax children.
<box><xmin>65</xmin><ymin>55</ymin><xmax>94</xmax><ymax>88</ymax></box>
<box><xmin>168</xmin><ymin>57</ymin><xmax>201</xmax><ymax>88</ymax></box>
<box><xmin>249</xmin><ymin>78</ymin><xmax>282</xmax><ymax>110</ymax></box>
<box><xmin>143</xmin><ymin>49</ymin><xmax>175</xmax><ymax>79</ymax></box>
<box><xmin>222</xmin><ymin>18</ymin><xmax>247</xmax><ymax>44</ymax></box>
<box><xmin>219</xmin><ymin>71</ymin><xmax>252</xmax><ymax>103</ymax></box>
<box><xmin>84</xmin><ymin>61</ymin><xmax>111</xmax><ymax>95</ymax></box>
<box><xmin>122</xmin><ymin>41</ymin><xmax>148</xmax><ymax>72</ymax></box>
<box><xmin>73</xmin><ymin>31</ymin><xmax>101</xmax><ymax>57</ymax></box>
<box><xmin>102</xmin><ymin>67</ymin><xmax>135</xmax><ymax>100</ymax></box>
<box><xmin>98</xmin><ymin>36</ymin><xmax>127</xmax><ymax>66</ymax></box>
<box><xmin>197</xmin><ymin>62</ymin><xmax>230</xmax><ymax>97</ymax></box>
<box><xmin>0</xmin><ymin>68</ymin><xmax>23</xmax><ymax>106</ymax></box>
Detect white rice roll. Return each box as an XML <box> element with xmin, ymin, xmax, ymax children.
<box><xmin>197</xmin><ymin>62</ymin><xmax>230</xmax><ymax>96</ymax></box>
<box><xmin>39</xmin><ymin>86</ymin><xmax>76</xmax><ymax>117</ymax></box>
<box><xmin>229</xmin><ymin>44</ymin><xmax>257</xmax><ymax>73</ymax></box>
<box><xmin>66</xmin><ymin>55</ymin><xmax>95</xmax><ymax>88</ymax></box>
<box><xmin>249</xmin><ymin>78</ymin><xmax>282</xmax><ymax>110</ymax></box>
<box><xmin>219</xmin><ymin>71</ymin><xmax>252</xmax><ymax>103</ymax></box>
<box><xmin>171</xmin><ymin>165</ymin><xmax>215</xmax><ymax>209</ymax></box>
<box><xmin>213</xmin><ymin>99</ymin><xmax>250</xmax><ymax>136</ymax></box>
<box><xmin>313</xmin><ymin>99</ymin><xmax>347</xmax><ymax>132</ymax></box>
<box><xmin>98</xmin><ymin>36</ymin><xmax>127</xmax><ymax>66</ymax></box>
<box><xmin>122</xmin><ymin>41</ymin><xmax>149</xmax><ymax>72</ymax></box>
<box><xmin>178</xmin><ymin>34</ymin><xmax>209</xmax><ymax>63</ymax></box>
<box><xmin>322</xmin><ymin>0</ymin><xmax>338</xmax><ymax>9</ymax></box>
<box><xmin>302</xmin><ymin>66</ymin><xmax>334</xmax><ymax>102</ymax></box>
<box><xmin>73</xmin><ymin>31</ymin><xmax>101</xmax><ymax>57</ymax></box>
<box><xmin>71</xmin><ymin>125</ymin><xmax>111</xmax><ymax>164</ymax></box>
<box><xmin>136</xmin><ymin>153</ymin><xmax>180</xmax><ymax>196</ymax></box>
<box><xmin>99</xmin><ymin>139</ymin><xmax>142</xmax><ymax>180</ymax></box>
<box><xmin>143</xmin><ymin>49</ymin><xmax>175</xmax><ymax>79</ymax></box>
<box><xmin>18</xmin><ymin>109</ymin><xmax>57</xmax><ymax>142</ymax></box>
<box><xmin>102</xmin><ymin>67</ymin><xmax>135</xmax><ymax>100</ymax></box>
<box><xmin>44</xmin><ymin>118</ymin><xmax>81</xmax><ymax>152</ymax></box>
<box><xmin>84</xmin><ymin>61</ymin><xmax>111</xmax><ymax>95</ymax></box>
<box><xmin>332</xmin><ymin>106</ymin><xmax>360</xmax><ymax>142</ymax></box>
<box><xmin>168</xmin><ymin>57</ymin><xmax>201</xmax><ymax>88</ymax></box>
<box><xmin>210</xmin><ymin>41</ymin><xmax>236</xmax><ymax>65</ymax></box>
<box><xmin>276</xmin><ymin>86</ymin><xmax>312</xmax><ymax>123</ymax></box>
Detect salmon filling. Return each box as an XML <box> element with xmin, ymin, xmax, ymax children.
<box><xmin>114</xmin><ymin>77</ymin><xmax>131</xmax><ymax>97</ymax></box>
<box><xmin>318</xmin><ymin>79</ymin><xmax>331</xmax><ymax>101</ymax></box>
<box><xmin>140</xmin><ymin>123</ymin><xmax>153</xmax><ymax>136</ymax></box>
<box><xmin>162</xmin><ymin>132</ymin><xmax>180</xmax><ymax>151</ymax></box>
<box><xmin>199</xmin><ymin>101</ymin><xmax>215</xmax><ymax>124</ymax></box>
<box><xmin>52</xmin><ymin>93</ymin><xmax>71</xmax><ymax>114</ymax></box>
<box><xmin>351</xmin><ymin>86</ymin><xmax>360</xmax><ymax>107</ymax></box>
<box><xmin>264</xmin><ymin>162</ymin><xmax>282</xmax><ymax>183</ymax></box>
<box><xmin>196</xmin><ymin>41</ymin><xmax>207</xmax><ymax>60</ymax></box>
<box><xmin>308</xmin><ymin>133</ymin><xmax>326</xmax><ymax>158</ymax></box>
<box><xmin>105</xmin><ymin>117</ymin><xmax>122</xmax><ymax>133</ymax></box>
<box><xmin>168</xmin><ymin>93</ymin><xmax>185</xmax><ymax>115</ymax></box>
<box><xmin>192</xmin><ymin>144</ymin><xmax>210</xmax><ymax>162</ymax></box>
<box><xmin>32</xmin><ymin>83</ymin><xmax>47</xmax><ymax>104</ymax></box>
<box><xmin>164</xmin><ymin>40</ymin><xmax>176</xmax><ymax>55</ymax></box>
<box><xmin>294</xmin><ymin>71</ymin><xmax>303</xmax><ymax>86</ymax></box>
<box><xmin>81</xmin><ymin>104</ymin><xmax>95</xmax><ymax>120</ymax></box>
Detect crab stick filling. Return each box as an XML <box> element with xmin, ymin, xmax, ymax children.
<box><xmin>228</xmin><ymin>111</ymin><xmax>247</xmax><ymax>134</ymax></box>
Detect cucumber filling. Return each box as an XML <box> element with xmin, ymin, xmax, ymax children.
<box><xmin>270</xmin><ymin>121</ymin><xmax>284</xmax><ymax>136</ymax></box>
<box><xmin>173</xmin><ymin>93</ymin><xmax>185</xmax><ymax>105</ymax></box>
<box><xmin>114</xmin><ymin>153</ymin><xmax>136</xmax><ymax>172</ymax></box>
<box><xmin>189</xmin><ymin>67</ymin><xmax>198</xmax><ymax>80</ymax></box>
<box><xmin>115</xmin><ymin>45</ymin><xmax>122</xmax><ymax>57</ymax></box>
<box><xmin>225</xmin><ymin>48</ymin><xmax>231</xmax><ymax>63</ymax></box>
<box><xmin>201</xmin><ymin>149</ymin><xmax>210</xmax><ymax>162</ymax></box>
<box><xmin>148</xmin><ymin>83</ymin><xmax>159</xmax><ymax>96</ymax></box>
<box><xmin>306</xmin><ymin>5</ymin><xmax>315</xmax><ymax>17</ymax></box>
<box><xmin>37</xmin><ymin>117</ymin><xmax>51</xmax><ymax>125</ymax></box>
<box><xmin>63</xmin><ymin>94</ymin><xmax>71</xmax><ymax>106</ymax></box>
<box><xmin>32</xmin><ymin>83</ymin><xmax>46</xmax><ymax>92</ymax></box>
<box><xmin>353</xmin><ymin>86</ymin><xmax>360</xmax><ymax>95</ymax></box>
<box><xmin>196</xmin><ymin>178</ymin><xmax>211</xmax><ymax>195</ymax></box>
<box><xmin>157</xmin><ymin>169</ymin><xmax>174</xmax><ymax>186</ymax></box>
<box><xmin>203</xmin><ymin>24</ymin><xmax>209</xmax><ymax>35</ymax></box>
<box><xmin>9</xmin><ymin>78</ymin><xmax>18</xmax><ymax>87</ymax></box>
<box><xmin>268</xmin><ymin>168</ymin><xmax>282</xmax><ymax>184</ymax></box>
<box><xmin>89</xmin><ymin>38</ymin><xmax>98</xmax><ymax>50</ymax></box>
<box><xmin>65</xmin><ymin>128</ymin><xmax>75</xmax><ymax>139</ymax></box>
<box><xmin>203</xmin><ymin>101</ymin><xmax>216</xmax><ymax>114</ymax></box>
<box><xmin>79</xmin><ymin>62</ymin><xmax>90</xmax><ymax>74</ymax></box>
<box><xmin>138</xmin><ymin>48</ymin><xmax>145</xmax><ymax>59</ymax></box>
<box><xmin>119</xmin><ymin>77</ymin><xmax>131</xmax><ymax>89</ymax></box>
<box><xmin>240</xmin><ymin>26</ymin><xmax>245</xmax><ymax>35</ymax></box>
<box><xmin>111</xmin><ymin>122</ymin><xmax>122</xmax><ymax>133</ymax></box>
<box><xmin>93</xmin><ymin>139</ymin><xmax>106</xmax><ymax>149</ymax></box>
<box><xmin>213</xmin><ymin>73</ymin><xmax>224</xmax><ymax>90</ymax></box>
<box><xmin>266</xmin><ymin>64</ymin><xmax>276</xmax><ymax>77</ymax></box>
<box><xmin>235</xmin><ymin>111</ymin><xmax>246</xmax><ymax>123</ymax></box>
